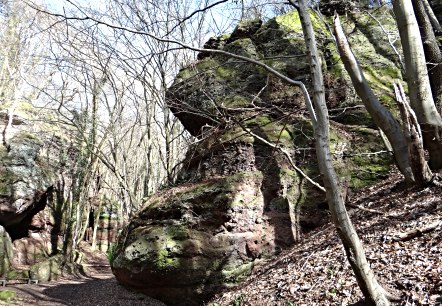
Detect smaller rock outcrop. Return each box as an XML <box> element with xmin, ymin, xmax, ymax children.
<box><xmin>0</xmin><ymin>111</ymin><xmax>59</xmax><ymax>278</ymax></box>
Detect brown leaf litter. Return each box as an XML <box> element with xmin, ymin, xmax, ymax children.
<box><xmin>207</xmin><ymin>169</ymin><xmax>442</xmax><ymax>306</ymax></box>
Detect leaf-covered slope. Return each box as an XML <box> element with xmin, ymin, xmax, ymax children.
<box><xmin>208</xmin><ymin>170</ymin><xmax>442</xmax><ymax>305</ymax></box>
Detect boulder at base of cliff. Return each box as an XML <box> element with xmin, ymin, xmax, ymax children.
<box><xmin>111</xmin><ymin>170</ymin><xmax>300</xmax><ymax>305</ymax></box>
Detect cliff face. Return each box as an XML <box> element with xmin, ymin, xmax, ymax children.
<box><xmin>0</xmin><ymin>110</ymin><xmax>61</xmax><ymax>279</ymax></box>
<box><xmin>111</xmin><ymin>8</ymin><xmax>402</xmax><ymax>305</ymax></box>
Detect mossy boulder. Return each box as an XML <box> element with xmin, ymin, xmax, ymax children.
<box><xmin>112</xmin><ymin>171</ymin><xmax>300</xmax><ymax>305</ymax></box>
<box><xmin>0</xmin><ymin>290</ymin><xmax>16</xmax><ymax>303</ymax></box>
<box><xmin>29</xmin><ymin>254</ymin><xmax>63</xmax><ymax>282</ymax></box>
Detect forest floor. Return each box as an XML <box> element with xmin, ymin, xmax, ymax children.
<box><xmin>0</xmin><ymin>244</ymin><xmax>166</xmax><ymax>306</ymax></box>
<box><xmin>207</xmin><ymin>169</ymin><xmax>442</xmax><ymax>305</ymax></box>
<box><xmin>1</xmin><ymin>169</ymin><xmax>441</xmax><ymax>306</ymax></box>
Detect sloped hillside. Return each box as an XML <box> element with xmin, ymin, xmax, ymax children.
<box><xmin>208</xmin><ymin>169</ymin><xmax>442</xmax><ymax>305</ymax></box>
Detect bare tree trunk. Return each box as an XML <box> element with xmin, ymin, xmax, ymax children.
<box><xmin>394</xmin><ymin>82</ymin><xmax>433</xmax><ymax>185</ymax></box>
<box><xmin>296</xmin><ymin>1</ymin><xmax>389</xmax><ymax>304</ymax></box>
<box><xmin>334</xmin><ymin>14</ymin><xmax>432</xmax><ymax>186</ymax></box>
<box><xmin>393</xmin><ymin>0</ymin><xmax>442</xmax><ymax>170</ymax></box>
<box><xmin>422</xmin><ymin>0</ymin><xmax>442</xmax><ymax>33</ymax></box>
<box><xmin>91</xmin><ymin>194</ymin><xmax>104</xmax><ymax>250</ymax></box>
<box><xmin>412</xmin><ymin>0</ymin><xmax>442</xmax><ymax>113</ymax></box>
<box><xmin>62</xmin><ymin>190</ymin><xmax>74</xmax><ymax>261</ymax></box>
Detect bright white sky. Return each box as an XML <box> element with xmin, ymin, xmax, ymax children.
<box><xmin>42</xmin><ymin>0</ymin><xmax>106</xmax><ymax>14</ymax></box>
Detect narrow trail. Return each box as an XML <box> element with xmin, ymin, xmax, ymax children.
<box><xmin>1</xmin><ymin>246</ymin><xmax>166</xmax><ymax>306</ymax></box>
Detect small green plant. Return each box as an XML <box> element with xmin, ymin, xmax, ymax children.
<box><xmin>232</xmin><ymin>293</ymin><xmax>245</xmax><ymax>306</ymax></box>
<box><xmin>107</xmin><ymin>243</ymin><xmax>117</xmax><ymax>265</ymax></box>
<box><xmin>285</xmin><ymin>301</ymin><xmax>294</xmax><ymax>306</ymax></box>
<box><xmin>0</xmin><ymin>290</ymin><xmax>16</xmax><ymax>302</ymax></box>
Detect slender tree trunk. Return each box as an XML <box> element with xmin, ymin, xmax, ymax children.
<box><xmin>62</xmin><ymin>190</ymin><xmax>74</xmax><ymax>260</ymax></box>
<box><xmin>394</xmin><ymin>82</ymin><xmax>433</xmax><ymax>185</ymax></box>
<box><xmin>412</xmin><ymin>0</ymin><xmax>442</xmax><ymax>113</ymax></box>
<box><xmin>393</xmin><ymin>0</ymin><xmax>442</xmax><ymax>169</ymax></box>
<box><xmin>91</xmin><ymin>195</ymin><xmax>103</xmax><ymax>250</ymax></box>
<box><xmin>422</xmin><ymin>0</ymin><xmax>442</xmax><ymax>33</ymax></box>
<box><xmin>296</xmin><ymin>2</ymin><xmax>389</xmax><ymax>304</ymax></box>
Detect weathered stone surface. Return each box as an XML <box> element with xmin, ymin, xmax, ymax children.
<box><xmin>0</xmin><ymin>112</ymin><xmax>58</xmax><ymax>278</ymax></box>
<box><xmin>29</xmin><ymin>254</ymin><xmax>63</xmax><ymax>281</ymax></box>
<box><xmin>0</xmin><ymin>131</ymin><xmax>53</xmax><ymax>237</ymax></box>
<box><xmin>12</xmin><ymin>236</ymin><xmax>51</xmax><ymax>266</ymax></box>
<box><xmin>112</xmin><ymin>170</ymin><xmax>298</xmax><ymax>305</ymax></box>
<box><xmin>113</xmin><ymin>8</ymin><xmax>400</xmax><ymax>305</ymax></box>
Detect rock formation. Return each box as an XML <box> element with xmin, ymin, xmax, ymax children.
<box><xmin>0</xmin><ymin>111</ymin><xmax>59</xmax><ymax>277</ymax></box>
<box><xmin>0</xmin><ymin>130</ymin><xmax>53</xmax><ymax>236</ymax></box>
<box><xmin>111</xmin><ymin>8</ymin><xmax>401</xmax><ymax>305</ymax></box>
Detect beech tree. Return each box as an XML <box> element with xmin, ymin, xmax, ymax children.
<box><xmin>412</xmin><ymin>0</ymin><xmax>442</xmax><ymax>112</ymax></box>
<box><xmin>393</xmin><ymin>0</ymin><xmax>442</xmax><ymax>169</ymax></box>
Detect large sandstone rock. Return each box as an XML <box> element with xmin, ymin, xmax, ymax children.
<box><xmin>112</xmin><ymin>8</ymin><xmax>401</xmax><ymax>305</ymax></box>
<box><xmin>29</xmin><ymin>254</ymin><xmax>63</xmax><ymax>281</ymax></box>
<box><xmin>111</xmin><ymin>171</ymin><xmax>297</xmax><ymax>305</ymax></box>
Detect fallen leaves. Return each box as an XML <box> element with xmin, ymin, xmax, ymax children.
<box><xmin>208</xmin><ymin>170</ymin><xmax>442</xmax><ymax>305</ymax></box>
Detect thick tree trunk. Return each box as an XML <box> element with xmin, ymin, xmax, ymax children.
<box><xmin>393</xmin><ymin>0</ymin><xmax>442</xmax><ymax>169</ymax></box>
<box><xmin>333</xmin><ymin>15</ymin><xmax>417</xmax><ymax>185</ymax></box>
<box><xmin>412</xmin><ymin>0</ymin><xmax>442</xmax><ymax>113</ymax></box>
<box><xmin>296</xmin><ymin>2</ymin><xmax>390</xmax><ymax>305</ymax></box>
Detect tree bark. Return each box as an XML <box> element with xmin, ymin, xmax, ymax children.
<box><xmin>394</xmin><ymin>82</ymin><xmax>433</xmax><ymax>185</ymax></box>
<box><xmin>412</xmin><ymin>0</ymin><xmax>442</xmax><ymax>114</ymax></box>
<box><xmin>393</xmin><ymin>0</ymin><xmax>442</xmax><ymax>170</ymax></box>
<box><xmin>296</xmin><ymin>2</ymin><xmax>390</xmax><ymax>304</ymax></box>
<box><xmin>333</xmin><ymin>15</ymin><xmax>417</xmax><ymax>186</ymax></box>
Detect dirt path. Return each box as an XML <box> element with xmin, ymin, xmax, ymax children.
<box><xmin>1</xmin><ymin>246</ymin><xmax>166</xmax><ymax>306</ymax></box>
